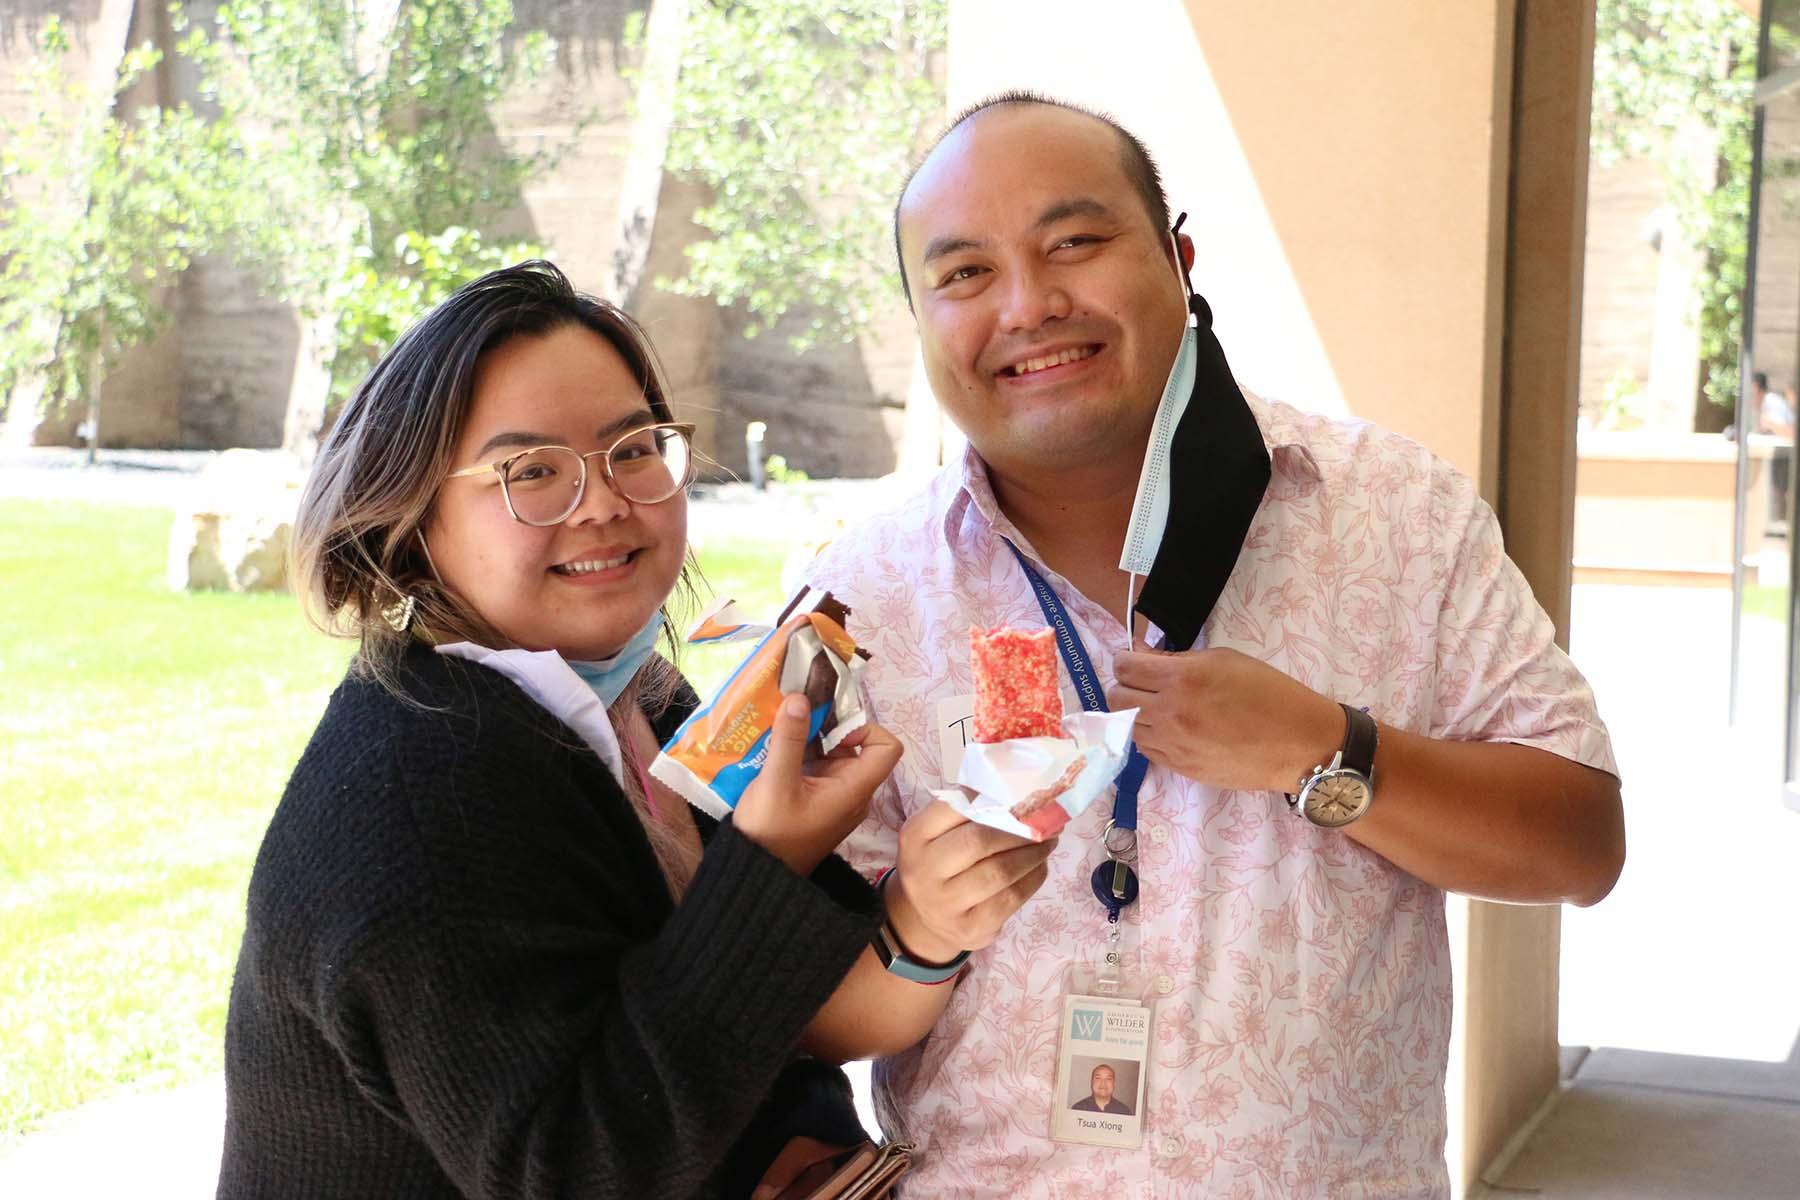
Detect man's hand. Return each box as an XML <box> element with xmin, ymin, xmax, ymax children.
<box><xmin>1108</xmin><ymin>647</ymin><xmax>1625</xmax><ymax>908</ymax></box>
<box><xmin>1106</xmin><ymin>644</ymin><xmax>1344</xmax><ymax>792</ymax></box>
<box><xmin>885</xmin><ymin>799</ymin><xmax>1056</xmax><ymax>963</ymax></box>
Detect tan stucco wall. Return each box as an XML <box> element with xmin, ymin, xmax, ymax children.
<box><xmin>1175</xmin><ymin>5</ymin><xmax>1513</xmax><ymax>492</ymax></box>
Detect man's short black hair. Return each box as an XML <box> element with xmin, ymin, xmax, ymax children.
<box><xmin>892</xmin><ymin>91</ymin><xmax>1172</xmax><ymax>305</ymax></box>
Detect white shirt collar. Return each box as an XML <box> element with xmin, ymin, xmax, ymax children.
<box><xmin>433</xmin><ymin>642</ymin><xmax>624</xmax><ymax>781</ymax></box>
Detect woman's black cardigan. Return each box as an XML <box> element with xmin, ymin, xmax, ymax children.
<box><xmin>216</xmin><ymin>644</ymin><xmax>880</xmax><ymax>1198</ymax></box>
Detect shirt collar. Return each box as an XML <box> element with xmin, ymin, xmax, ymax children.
<box><xmin>1243</xmin><ymin>390</ymin><xmax>1323</xmax><ymax>484</ymax></box>
<box><xmin>945</xmin><ymin>442</ymin><xmax>1001</xmax><ymax>541</ymax></box>
<box><xmin>433</xmin><ymin>642</ymin><xmax>625</xmax><ymax>781</ymax></box>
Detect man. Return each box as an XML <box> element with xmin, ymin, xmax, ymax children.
<box><xmin>1071</xmin><ymin>1064</ymin><xmax>1132</xmax><ymax>1116</ymax></box>
<box><xmin>1755</xmin><ymin>371</ymin><xmax>1795</xmax><ymax>439</ymax></box>
<box><xmin>801</xmin><ymin>94</ymin><xmax>1622</xmax><ymax>1198</ymax></box>
<box><xmin>1754</xmin><ymin>372</ymin><xmax>1795</xmax><ymax>526</ymax></box>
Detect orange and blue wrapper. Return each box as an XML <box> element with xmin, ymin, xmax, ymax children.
<box><xmin>651</xmin><ymin>589</ymin><xmax>868</xmax><ymax>819</ymax></box>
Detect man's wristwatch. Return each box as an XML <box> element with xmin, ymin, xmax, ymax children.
<box><xmin>873</xmin><ymin>869</ymin><xmax>971</xmax><ymax>985</ymax></box>
<box><xmin>1286</xmin><ymin>703</ymin><xmax>1378</xmax><ymax>828</ymax></box>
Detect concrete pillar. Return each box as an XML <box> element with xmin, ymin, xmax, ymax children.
<box><xmin>1464</xmin><ymin>2</ymin><xmax>1596</xmax><ymax>1183</ymax></box>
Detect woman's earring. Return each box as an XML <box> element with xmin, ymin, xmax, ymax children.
<box><xmin>381</xmin><ymin>592</ymin><xmax>416</xmax><ymax>633</ymax></box>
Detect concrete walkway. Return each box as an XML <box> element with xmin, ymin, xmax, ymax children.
<box><xmin>1473</xmin><ymin>1041</ymin><xmax>1800</xmax><ymax>1199</ymax></box>
<box><xmin>0</xmin><ymin>1081</ymin><xmax>223</xmax><ymax>1198</ymax></box>
<box><xmin>0</xmin><ymin>445</ymin><xmax>923</xmax><ymax>533</ymax></box>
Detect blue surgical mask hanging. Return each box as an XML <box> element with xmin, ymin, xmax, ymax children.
<box><xmin>568</xmin><ymin>611</ymin><xmax>666</xmax><ymax>706</ymax></box>
<box><xmin>1118</xmin><ymin>224</ymin><xmax>1201</xmax><ymax>623</ymax></box>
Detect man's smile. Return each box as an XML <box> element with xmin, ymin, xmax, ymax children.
<box><xmin>1001</xmin><ymin>343</ymin><xmax>1100</xmax><ymax>377</ymax></box>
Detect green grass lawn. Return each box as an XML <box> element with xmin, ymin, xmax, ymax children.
<box><xmin>1743</xmin><ymin>581</ymin><xmax>1791</xmax><ymax>624</ymax></box>
<box><xmin>0</xmin><ymin>498</ymin><xmax>787</xmax><ymax>1145</ymax></box>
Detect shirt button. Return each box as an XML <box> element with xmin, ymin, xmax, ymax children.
<box><xmin>1154</xmin><ymin>974</ymin><xmax>1174</xmax><ymax>995</ymax></box>
<box><xmin>1161</xmin><ymin>1135</ymin><xmax>1184</xmax><ymax>1157</ymax></box>
<box><xmin>1149</xmin><ymin>825</ymin><xmax>1169</xmax><ymax>845</ymax></box>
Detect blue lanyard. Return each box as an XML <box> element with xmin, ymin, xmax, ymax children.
<box><xmin>1002</xmin><ymin>540</ymin><xmax>1147</xmax><ymax>832</ymax></box>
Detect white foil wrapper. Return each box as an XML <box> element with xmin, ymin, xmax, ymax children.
<box><xmin>935</xmin><ymin>708</ymin><xmax>1138</xmax><ymax>842</ymax></box>
<box><xmin>778</xmin><ymin>624</ymin><xmax>869</xmax><ymax>756</ymax></box>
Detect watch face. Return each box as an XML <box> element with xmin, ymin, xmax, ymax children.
<box><xmin>1303</xmin><ymin>771</ymin><xmax>1371</xmax><ymax>828</ymax></box>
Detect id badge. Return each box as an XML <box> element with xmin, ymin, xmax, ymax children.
<box><xmin>1050</xmin><ymin>988</ymin><xmax>1152</xmax><ymax>1149</ymax></box>
<box><xmin>1051</xmin><ymin>890</ymin><xmax>1153</xmax><ymax>1151</ymax></box>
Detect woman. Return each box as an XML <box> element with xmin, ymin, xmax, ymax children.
<box><xmin>217</xmin><ymin>261</ymin><xmax>902</xmax><ymax>1198</ymax></box>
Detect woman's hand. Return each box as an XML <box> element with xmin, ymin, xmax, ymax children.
<box><xmin>734</xmin><ymin>694</ymin><xmax>903</xmax><ymax>875</ymax></box>
<box><xmin>751</xmin><ymin>1136</ymin><xmax>852</xmax><ymax>1200</ymax></box>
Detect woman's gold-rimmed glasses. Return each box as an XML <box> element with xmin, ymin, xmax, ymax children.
<box><xmin>445</xmin><ymin>421</ymin><xmax>696</xmax><ymax>526</ymax></box>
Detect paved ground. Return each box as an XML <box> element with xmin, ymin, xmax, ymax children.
<box><xmin>1475</xmin><ymin>582</ymin><xmax>1800</xmax><ymax>1199</ymax></box>
<box><xmin>1559</xmin><ymin>583</ymin><xmax>1799</xmax><ymax>1065</ymax></box>
<box><xmin>5</xmin><ymin>451</ymin><xmax>1799</xmax><ymax>1197</ymax></box>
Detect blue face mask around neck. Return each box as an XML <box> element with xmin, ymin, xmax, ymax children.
<box><xmin>567</xmin><ymin>611</ymin><xmax>666</xmax><ymax>707</ymax></box>
<box><xmin>1119</xmin><ymin>230</ymin><xmax>1201</xmax><ymax>588</ymax></box>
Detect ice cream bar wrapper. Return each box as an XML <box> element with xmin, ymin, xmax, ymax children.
<box><xmin>935</xmin><ymin>708</ymin><xmax>1138</xmax><ymax>842</ymax></box>
<box><xmin>652</xmin><ymin>590</ymin><xmax>868</xmax><ymax>819</ymax></box>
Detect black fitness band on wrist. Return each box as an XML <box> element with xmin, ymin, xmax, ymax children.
<box><xmin>872</xmin><ymin>868</ymin><xmax>971</xmax><ymax>986</ymax></box>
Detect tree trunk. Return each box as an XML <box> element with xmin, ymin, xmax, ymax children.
<box><xmin>85</xmin><ymin>321</ymin><xmax>104</xmax><ymax>465</ymax></box>
<box><xmin>280</xmin><ymin>308</ymin><xmax>336</xmax><ymax>464</ymax></box>
<box><xmin>608</xmin><ymin>0</ymin><xmax>690</xmax><ymax>308</ymax></box>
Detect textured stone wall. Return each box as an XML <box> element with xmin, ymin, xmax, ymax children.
<box><xmin>1750</xmin><ymin>87</ymin><xmax>1800</xmax><ymax>400</ymax></box>
<box><xmin>1577</xmin><ymin>155</ymin><xmax>1663</xmax><ymax>427</ymax></box>
<box><xmin>0</xmin><ymin>0</ymin><xmax>189</xmax><ymax>447</ymax></box>
<box><xmin>2</xmin><ymin>0</ymin><xmax>923</xmax><ymax>480</ymax></box>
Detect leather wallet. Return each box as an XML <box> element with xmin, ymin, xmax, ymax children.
<box><xmin>774</xmin><ymin>1139</ymin><xmax>913</xmax><ymax>1200</ymax></box>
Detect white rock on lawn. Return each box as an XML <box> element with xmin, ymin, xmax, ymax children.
<box><xmin>167</xmin><ymin>449</ymin><xmax>308</xmax><ymax>593</ymax></box>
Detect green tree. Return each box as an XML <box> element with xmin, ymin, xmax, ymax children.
<box><xmin>1592</xmin><ymin>0</ymin><xmax>1756</xmax><ymax>422</ymax></box>
<box><xmin>177</xmin><ymin>0</ymin><xmax>555</xmax><ymax>448</ymax></box>
<box><xmin>644</xmin><ymin>0</ymin><xmax>946</xmax><ymax>350</ymax></box>
<box><xmin>0</xmin><ymin>19</ymin><xmax>238</xmax><ymax>452</ymax></box>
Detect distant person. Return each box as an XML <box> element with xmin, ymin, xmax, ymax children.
<box><xmin>1758</xmin><ymin>372</ymin><xmax>1795</xmax><ymax>439</ymax></box>
<box><xmin>215</xmin><ymin>262</ymin><xmax>909</xmax><ymax>1199</ymax></box>
<box><xmin>1759</xmin><ymin>374</ymin><xmax>1795</xmax><ymax>527</ymax></box>
<box><xmin>1070</xmin><ymin>1064</ymin><xmax>1133</xmax><ymax>1116</ymax></box>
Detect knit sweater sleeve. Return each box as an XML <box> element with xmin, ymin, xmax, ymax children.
<box><xmin>291</xmin><ymin>666</ymin><xmax>880</xmax><ymax>1199</ymax></box>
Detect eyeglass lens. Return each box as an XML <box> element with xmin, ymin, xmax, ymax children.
<box><xmin>500</xmin><ymin>427</ymin><xmax>692</xmax><ymax>524</ymax></box>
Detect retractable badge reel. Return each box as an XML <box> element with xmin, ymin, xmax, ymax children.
<box><xmin>1053</xmin><ymin>811</ymin><xmax>1154</xmax><ymax>1150</ymax></box>
<box><xmin>1086</xmin><ymin>821</ymin><xmax>1139</xmax><ymax>987</ymax></box>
